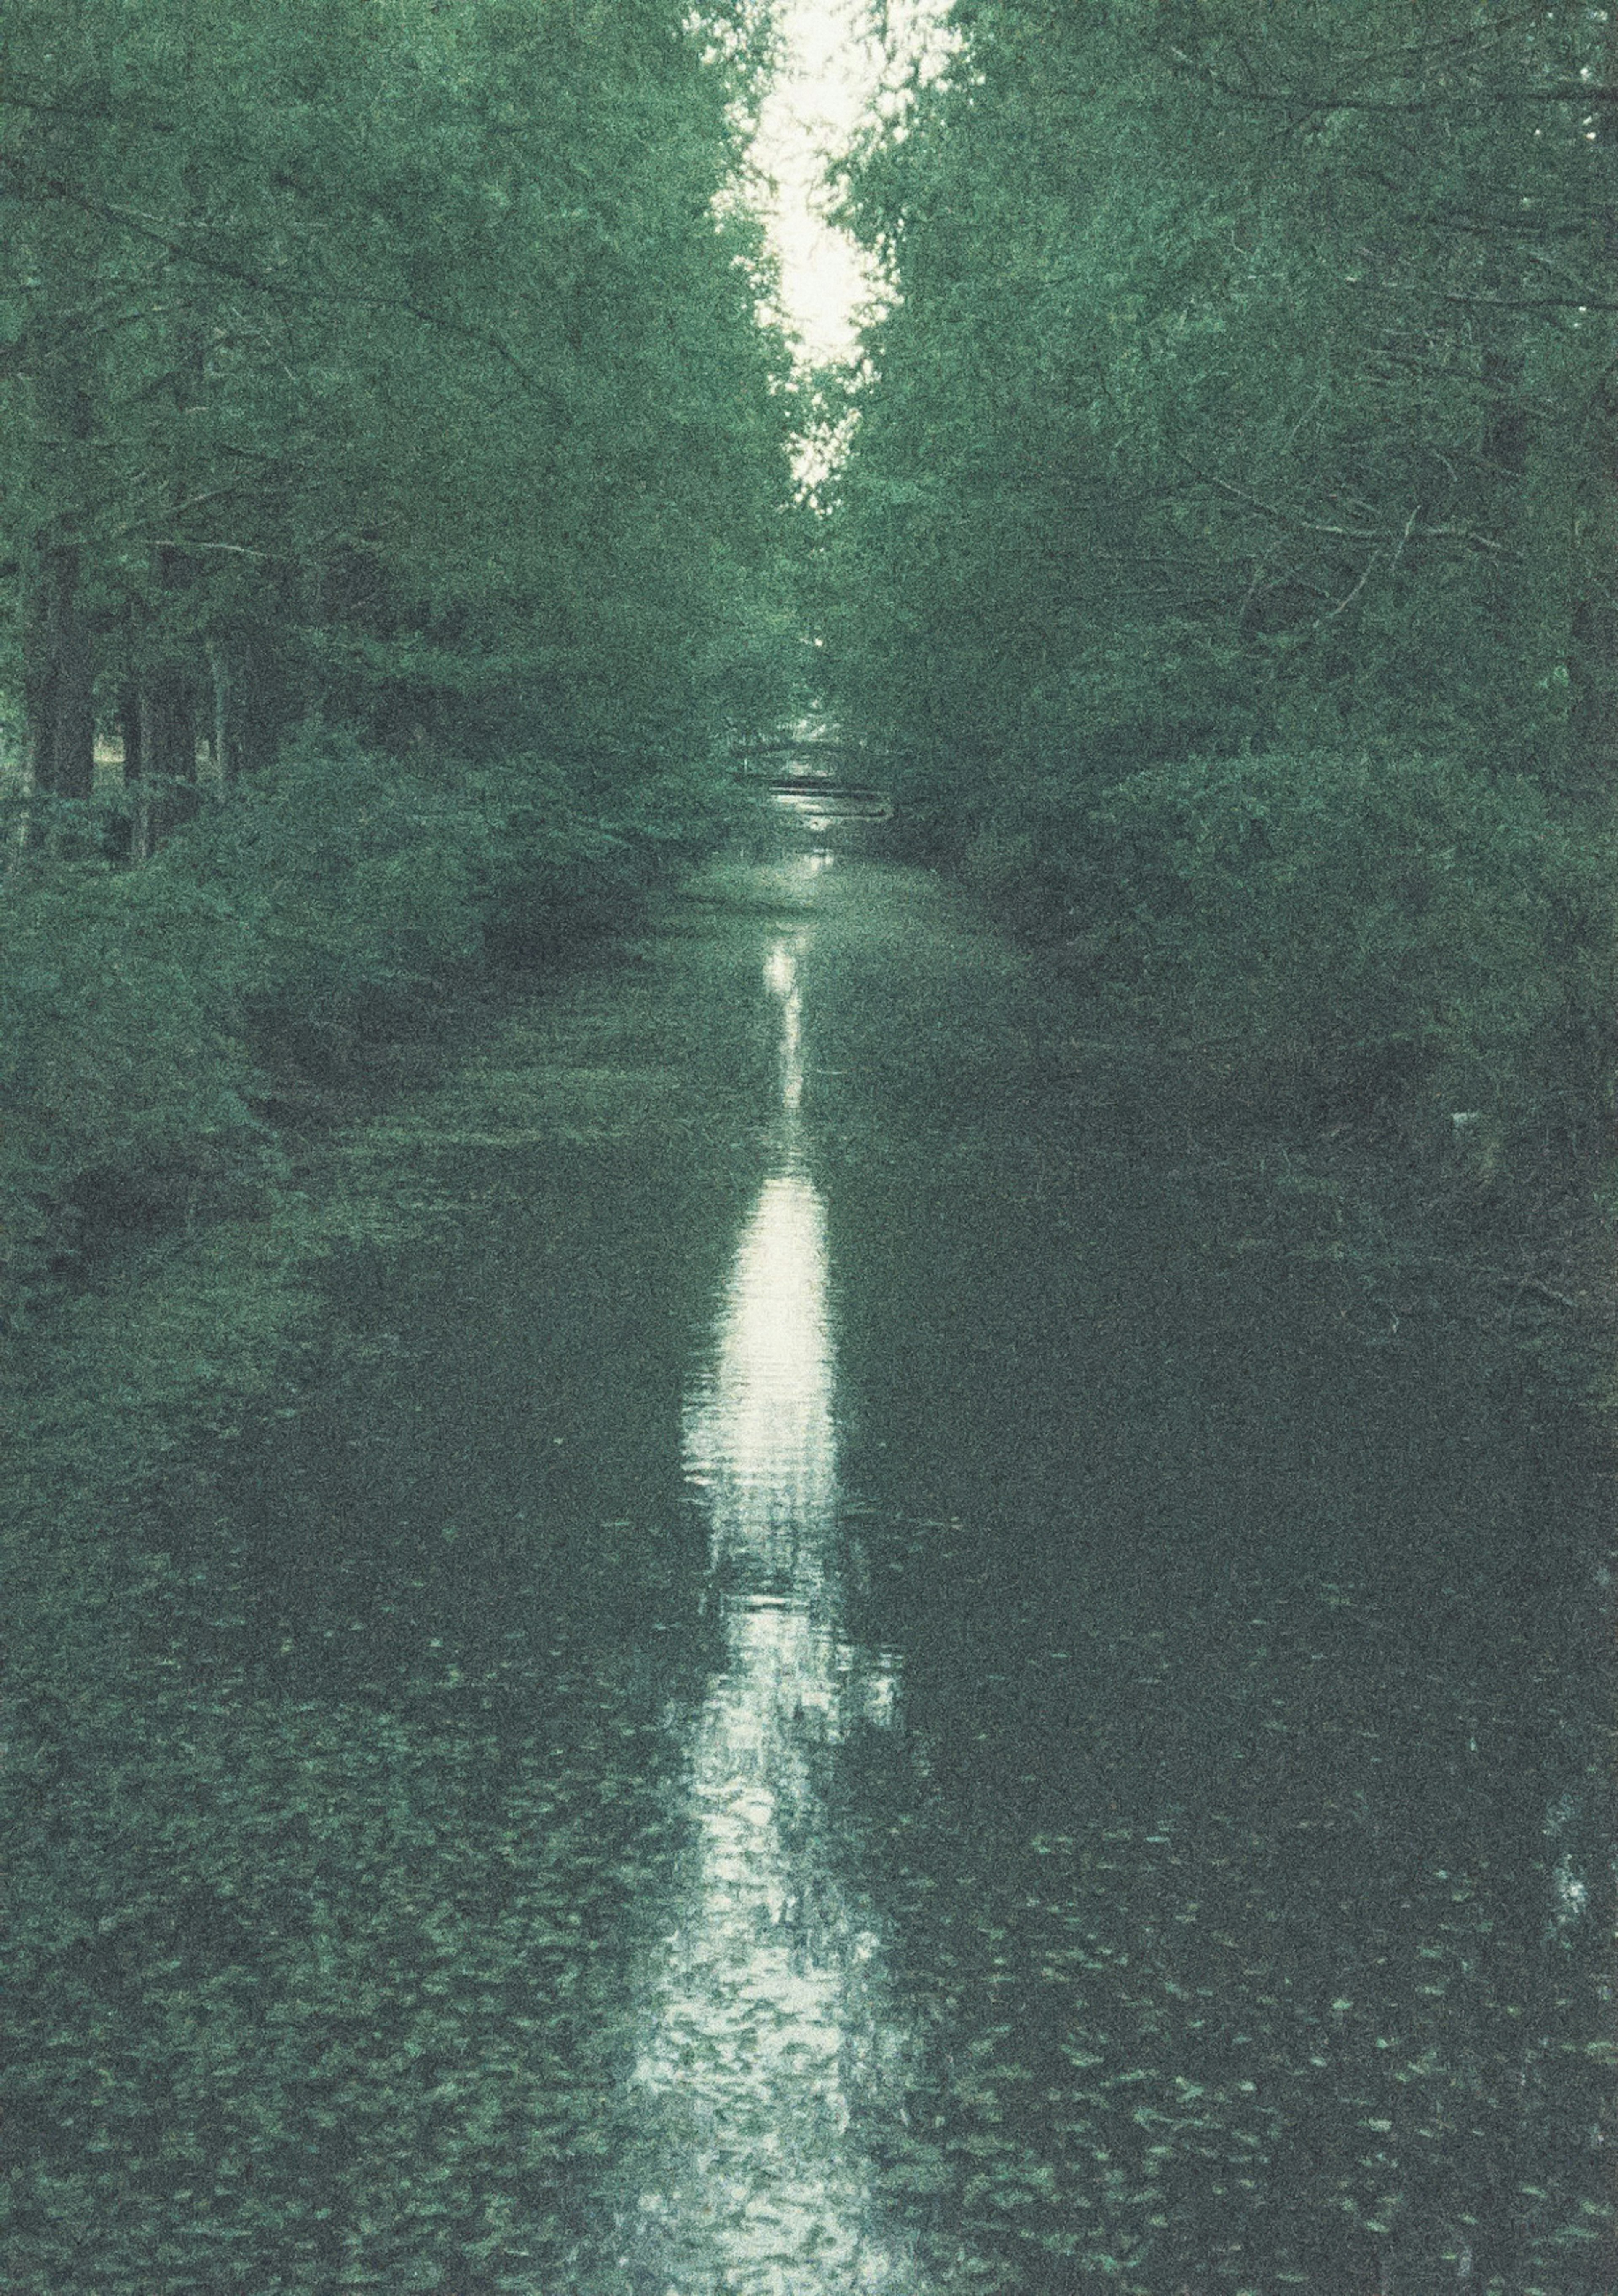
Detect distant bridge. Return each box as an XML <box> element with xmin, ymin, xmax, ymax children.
<box><xmin>729</xmin><ymin>737</ymin><xmax>881</xmax><ymax>773</ymax></box>
<box><xmin>767</xmin><ymin>777</ymin><xmax>892</xmax><ymax>820</ymax></box>
<box><xmin>729</xmin><ymin>737</ymin><xmax>892</xmax><ymax>820</ymax></box>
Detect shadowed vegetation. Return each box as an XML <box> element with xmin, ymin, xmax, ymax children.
<box><xmin>823</xmin><ymin>0</ymin><xmax>1618</xmax><ymax>1171</ymax></box>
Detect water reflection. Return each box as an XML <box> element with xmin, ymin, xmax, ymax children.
<box><xmin>765</xmin><ymin>933</ymin><xmax>807</xmax><ymax>1117</ymax></box>
<box><xmin>627</xmin><ymin>926</ymin><xmax>919</xmax><ymax>2293</ymax></box>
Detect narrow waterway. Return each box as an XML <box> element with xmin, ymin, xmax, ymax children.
<box><xmin>6</xmin><ymin>804</ymin><xmax>1611</xmax><ymax>2295</ymax></box>
<box><xmin>625</xmin><ymin>915</ymin><xmax>919</xmax><ymax>2290</ymax></box>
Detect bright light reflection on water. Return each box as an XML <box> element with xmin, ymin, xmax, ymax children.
<box><xmin>626</xmin><ymin>926</ymin><xmax>922</xmax><ymax>2293</ymax></box>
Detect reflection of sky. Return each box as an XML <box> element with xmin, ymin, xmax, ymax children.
<box><xmin>766</xmin><ymin>935</ymin><xmax>807</xmax><ymax>1118</ymax></box>
<box><xmin>689</xmin><ymin>1170</ymin><xmax>828</xmax><ymax>1564</ymax></box>
<box><xmin>629</xmin><ymin>925</ymin><xmax>920</xmax><ymax>2292</ymax></box>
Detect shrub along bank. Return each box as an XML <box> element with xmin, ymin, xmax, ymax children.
<box><xmin>951</xmin><ymin>747</ymin><xmax>1618</xmax><ymax>1167</ymax></box>
<box><xmin>0</xmin><ymin>732</ymin><xmax>739</xmax><ymax>1333</ymax></box>
<box><xmin>823</xmin><ymin>0</ymin><xmax>1618</xmax><ymax>1195</ymax></box>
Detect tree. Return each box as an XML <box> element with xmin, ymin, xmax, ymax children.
<box><xmin>825</xmin><ymin>0</ymin><xmax>1617</xmax><ymax>811</ymax></box>
<box><xmin>0</xmin><ymin>0</ymin><xmax>799</xmax><ymax>840</ymax></box>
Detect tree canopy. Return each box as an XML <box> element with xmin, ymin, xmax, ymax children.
<box><xmin>0</xmin><ymin>0</ymin><xmax>809</xmax><ymax>1325</ymax></box>
<box><xmin>0</xmin><ymin>0</ymin><xmax>802</xmax><ymax>822</ymax></box>
<box><xmin>825</xmin><ymin>0</ymin><xmax>1616</xmax><ymax>809</ymax></box>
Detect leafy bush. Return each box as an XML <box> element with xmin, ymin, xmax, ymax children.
<box><xmin>1005</xmin><ymin>749</ymin><xmax>1617</xmax><ymax>1140</ymax></box>
<box><xmin>0</xmin><ymin>731</ymin><xmax>741</xmax><ymax>1329</ymax></box>
<box><xmin>159</xmin><ymin>731</ymin><xmax>497</xmax><ymax>1028</ymax></box>
<box><xmin>0</xmin><ymin>859</ymin><xmax>273</xmax><ymax>1323</ymax></box>
<box><xmin>163</xmin><ymin>731</ymin><xmax>741</xmax><ymax>1004</ymax></box>
<box><xmin>464</xmin><ymin>749</ymin><xmax>741</xmax><ymax>961</ymax></box>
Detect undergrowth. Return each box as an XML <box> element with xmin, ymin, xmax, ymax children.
<box><xmin>959</xmin><ymin>747</ymin><xmax>1618</xmax><ymax>1163</ymax></box>
<box><xmin>0</xmin><ymin>730</ymin><xmax>739</xmax><ymax>1332</ymax></box>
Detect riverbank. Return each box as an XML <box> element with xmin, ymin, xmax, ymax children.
<box><xmin>8</xmin><ymin>797</ymin><xmax>1615</xmax><ymax>1564</ymax></box>
<box><xmin>1041</xmin><ymin>978</ymin><xmax>1618</xmax><ymax>1420</ymax></box>
<box><xmin>0</xmin><ymin>733</ymin><xmax>745</xmax><ymax>1350</ymax></box>
<box><xmin>869</xmin><ymin>787</ymin><xmax>1618</xmax><ymax>1423</ymax></box>
<box><xmin>3</xmin><ymin>915</ymin><xmax>629</xmax><ymax>1540</ymax></box>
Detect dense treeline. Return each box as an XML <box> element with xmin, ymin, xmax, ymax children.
<box><xmin>4</xmin><ymin>0</ymin><xmax>796</xmax><ymax>804</ymax></box>
<box><xmin>0</xmin><ymin>0</ymin><xmax>799</xmax><ymax>1322</ymax></box>
<box><xmin>826</xmin><ymin>0</ymin><xmax>1618</xmax><ymax>1148</ymax></box>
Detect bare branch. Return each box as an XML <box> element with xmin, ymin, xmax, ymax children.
<box><xmin>1195</xmin><ymin>471</ymin><xmax>1511</xmax><ymax>557</ymax></box>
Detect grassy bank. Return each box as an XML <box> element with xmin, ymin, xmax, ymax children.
<box><xmin>936</xmin><ymin>746</ymin><xmax>1618</xmax><ymax>1163</ymax></box>
<box><xmin>876</xmin><ymin>743</ymin><xmax>1618</xmax><ymax>1411</ymax></box>
<box><xmin>0</xmin><ymin>732</ymin><xmax>740</xmax><ymax>1341</ymax></box>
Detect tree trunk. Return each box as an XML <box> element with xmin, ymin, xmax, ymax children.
<box><xmin>215</xmin><ymin>626</ymin><xmax>297</xmax><ymax>776</ymax></box>
<box><xmin>21</xmin><ymin>560</ymin><xmax>56</xmax><ymax>796</ymax></box>
<box><xmin>131</xmin><ymin>539</ymin><xmax>202</xmax><ymax>856</ymax></box>
<box><xmin>1573</xmin><ymin>15</ymin><xmax>1618</xmax><ymax>786</ymax></box>
<box><xmin>118</xmin><ymin>676</ymin><xmax>143</xmax><ymax>785</ymax></box>
<box><xmin>133</xmin><ymin>661</ymin><xmax>199</xmax><ymax>857</ymax></box>
<box><xmin>209</xmin><ymin>647</ymin><xmax>232</xmax><ymax>781</ymax></box>
<box><xmin>1568</xmin><ymin>410</ymin><xmax>1618</xmax><ymax>789</ymax></box>
<box><xmin>1481</xmin><ymin>349</ymin><xmax>1528</xmax><ymax>484</ymax></box>
<box><xmin>23</xmin><ymin>544</ymin><xmax>94</xmax><ymax>800</ymax></box>
<box><xmin>49</xmin><ymin>548</ymin><xmax>94</xmax><ymax>799</ymax></box>
<box><xmin>24</xmin><ymin>324</ymin><xmax>96</xmax><ymax>802</ymax></box>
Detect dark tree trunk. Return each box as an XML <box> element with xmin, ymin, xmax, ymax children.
<box><xmin>49</xmin><ymin>548</ymin><xmax>94</xmax><ymax>799</ymax></box>
<box><xmin>214</xmin><ymin>626</ymin><xmax>297</xmax><ymax>777</ymax></box>
<box><xmin>23</xmin><ymin>544</ymin><xmax>94</xmax><ymax>800</ymax></box>
<box><xmin>21</xmin><ymin>561</ymin><xmax>55</xmax><ymax>795</ymax></box>
<box><xmin>1481</xmin><ymin>349</ymin><xmax>1528</xmax><ymax>484</ymax></box>
<box><xmin>140</xmin><ymin>661</ymin><xmax>196</xmax><ymax>781</ymax></box>
<box><xmin>1477</xmin><ymin>343</ymin><xmax>1533</xmax><ymax>769</ymax></box>
<box><xmin>209</xmin><ymin>648</ymin><xmax>230</xmax><ymax>780</ymax></box>
<box><xmin>118</xmin><ymin>677</ymin><xmax>143</xmax><ymax>785</ymax></box>
<box><xmin>1569</xmin><ymin>600</ymin><xmax>1618</xmax><ymax>788</ymax></box>
<box><xmin>131</xmin><ymin>540</ymin><xmax>202</xmax><ymax>855</ymax></box>
<box><xmin>24</xmin><ymin>331</ymin><xmax>96</xmax><ymax>802</ymax></box>
<box><xmin>115</xmin><ymin>595</ymin><xmax>146</xmax><ymax>860</ymax></box>
<box><xmin>133</xmin><ymin>661</ymin><xmax>199</xmax><ymax>857</ymax></box>
<box><xmin>1568</xmin><ymin>369</ymin><xmax>1618</xmax><ymax>790</ymax></box>
<box><xmin>1572</xmin><ymin>21</ymin><xmax>1618</xmax><ymax>786</ymax></box>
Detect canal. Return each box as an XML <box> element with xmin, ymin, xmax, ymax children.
<box><xmin>4</xmin><ymin>800</ymin><xmax>1612</xmax><ymax>2294</ymax></box>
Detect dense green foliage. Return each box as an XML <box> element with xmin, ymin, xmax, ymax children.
<box><xmin>825</xmin><ymin>0</ymin><xmax>1618</xmax><ymax>1138</ymax></box>
<box><xmin>5</xmin><ymin>8</ymin><xmax>1614</xmax><ymax>2285</ymax></box>
<box><xmin>0</xmin><ymin>734</ymin><xmax>734</xmax><ymax>1327</ymax></box>
<box><xmin>0</xmin><ymin>838</ymin><xmax>270</xmax><ymax>1310</ymax></box>
<box><xmin>970</xmin><ymin>747</ymin><xmax>1617</xmax><ymax>1138</ymax></box>
<box><xmin>830</xmin><ymin>0</ymin><xmax>1615</xmax><ymax>789</ymax></box>
<box><xmin>1</xmin><ymin>0</ymin><xmax>801</xmax><ymax>797</ymax></box>
<box><xmin>0</xmin><ymin>0</ymin><xmax>797</xmax><ymax>1325</ymax></box>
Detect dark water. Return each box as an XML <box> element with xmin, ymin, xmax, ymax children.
<box><xmin>5</xmin><ymin>811</ymin><xmax>1613</xmax><ymax>2294</ymax></box>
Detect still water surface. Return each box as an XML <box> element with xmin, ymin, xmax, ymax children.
<box><xmin>10</xmin><ymin>805</ymin><xmax>1611</xmax><ymax>2294</ymax></box>
<box><xmin>629</xmin><ymin>919</ymin><xmax>919</xmax><ymax>2289</ymax></box>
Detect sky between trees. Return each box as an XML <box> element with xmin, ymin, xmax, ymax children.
<box><xmin>752</xmin><ymin>0</ymin><xmax>954</xmax><ymax>364</ymax></box>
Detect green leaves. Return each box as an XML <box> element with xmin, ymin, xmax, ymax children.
<box><xmin>0</xmin><ymin>0</ymin><xmax>800</xmax><ymax>779</ymax></box>
<box><xmin>828</xmin><ymin>0</ymin><xmax>1617</xmax><ymax>797</ymax></box>
<box><xmin>1068</xmin><ymin>746</ymin><xmax>1618</xmax><ymax>1137</ymax></box>
<box><xmin>823</xmin><ymin>0</ymin><xmax>1618</xmax><ymax>1157</ymax></box>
